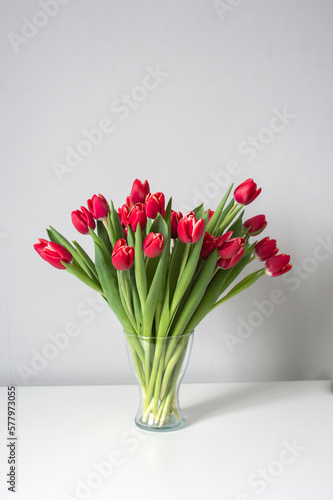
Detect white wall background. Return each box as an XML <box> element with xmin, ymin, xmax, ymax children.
<box><xmin>1</xmin><ymin>0</ymin><xmax>332</xmax><ymax>386</ymax></box>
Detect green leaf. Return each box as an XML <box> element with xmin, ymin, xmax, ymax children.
<box><xmin>149</xmin><ymin>212</ymin><xmax>169</xmax><ymax>239</ymax></box>
<box><xmin>206</xmin><ymin>184</ymin><xmax>233</xmax><ymax>234</ymax></box>
<box><xmin>143</xmin><ymin>248</ymin><xmax>167</xmax><ymax>336</ymax></box>
<box><xmin>142</xmin><ymin>216</ymin><xmax>169</xmax><ymax>336</ymax></box>
<box><xmin>134</xmin><ymin>224</ymin><xmax>147</xmax><ymax>307</ymax></box>
<box><xmin>126</xmin><ymin>226</ymin><xmax>135</xmax><ymax>247</ymax></box>
<box><xmin>184</xmin><ymin>269</ymin><xmax>229</xmax><ymax>333</ymax></box>
<box><xmin>164</xmin><ymin>197</ymin><xmax>172</xmax><ymax>241</ymax></box>
<box><xmin>169</xmin><ymin>206</ymin><xmax>207</xmax><ymax>319</ymax></box>
<box><xmin>88</xmin><ymin>227</ymin><xmax>105</xmax><ymax>250</ymax></box>
<box><xmin>156</xmin><ymin>282</ymin><xmax>170</xmax><ymax>337</ymax></box>
<box><xmin>192</xmin><ymin>203</ymin><xmax>204</xmax><ymax>219</ymax></box>
<box><xmin>106</xmin><ymin>214</ymin><xmax>117</xmax><ymax>246</ymax></box>
<box><xmin>167</xmin><ymin>238</ymin><xmax>186</xmax><ymax>302</ymax></box>
<box><xmin>219</xmin><ymin>198</ymin><xmax>235</xmax><ymax>226</ymax></box>
<box><xmin>218</xmin><ymin>204</ymin><xmax>243</xmax><ymax>234</ymax></box>
<box><xmin>213</xmin><ymin>269</ymin><xmax>264</xmax><ymax>307</ymax></box>
<box><xmin>97</xmin><ymin>220</ymin><xmax>112</xmax><ymax>255</ymax></box>
<box><xmin>62</xmin><ymin>263</ymin><xmax>103</xmax><ymax>294</ymax></box>
<box><xmin>129</xmin><ymin>267</ymin><xmax>142</xmax><ymax>334</ymax></box>
<box><xmin>184</xmin><ymin>248</ymin><xmax>254</xmax><ymax>332</ymax></box>
<box><xmin>110</xmin><ymin>200</ymin><xmax>124</xmax><ymax>241</ymax></box>
<box><xmin>227</xmin><ymin>210</ymin><xmax>245</xmax><ymax>237</ymax></box>
<box><xmin>48</xmin><ymin>226</ymin><xmax>76</xmax><ymax>254</ymax></box>
<box><xmin>72</xmin><ymin>240</ymin><xmax>99</xmax><ymax>281</ymax></box>
<box><xmin>117</xmin><ymin>270</ymin><xmax>136</xmax><ymax>330</ymax></box>
<box><xmin>170</xmin><ymin>250</ymin><xmax>218</xmax><ymax>337</ymax></box>
<box><xmin>94</xmin><ymin>242</ymin><xmax>134</xmax><ymax>333</ymax></box>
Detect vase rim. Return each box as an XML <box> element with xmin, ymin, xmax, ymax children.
<box><xmin>123</xmin><ymin>330</ymin><xmax>194</xmax><ymax>340</ymax></box>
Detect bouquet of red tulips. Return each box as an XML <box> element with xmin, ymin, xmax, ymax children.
<box><xmin>34</xmin><ymin>178</ymin><xmax>291</xmax><ymax>429</ymax></box>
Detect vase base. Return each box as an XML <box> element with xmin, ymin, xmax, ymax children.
<box><xmin>135</xmin><ymin>414</ymin><xmax>186</xmax><ymax>432</ymax></box>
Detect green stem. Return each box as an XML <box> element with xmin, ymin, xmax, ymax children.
<box><xmin>160</xmin><ymin>337</ymin><xmax>187</xmax><ymax>400</ymax></box>
<box><xmin>119</xmin><ymin>271</ymin><xmax>136</xmax><ymax>329</ymax></box>
<box><xmin>144</xmin><ymin>341</ymin><xmax>152</xmax><ymax>393</ymax></box>
<box><xmin>142</xmin><ymin>401</ymin><xmax>153</xmax><ymax>422</ymax></box>
<box><xmin>158</xmin><ymin>390</ymin><xmax>174</xmax><ymax>426</ymax></box>
<box><xmin>143</xmin><ymin>341</ymin><xmax>164</xmax><ymax>413</ymax></box>
<box><xmin>128</xmin><ymin>343</ymin><xmax>146</xmax><ymax>398</ymax></box>
<box><xmin>177</xmin><ymin>244</ymin><xmax>190</xmax><ymax>284</ymax></box>
<box><xmin>210</xmin><ymin>268</ymin><xmax>265</xmax><ymax>311</ymax></box>
<box><xmin>126</xmin><ymin>334</ymin><xmax>145</xmax><ymax>364</ymax></box>
<box><xmin>104</xmin><ymin>219</ymin><xmax>115</xmax><ymax>245</ymax></box>
<box><xmin>218</xmin><ymin>204</ymin><xmax>242</xmax><ymax>234</ymax></box>
<box><xmin>152</xmin><ymin>346</ymin><xmax>166</xmax><ymax>418</ymax></box>
<box><xmin>157</xmin><ymin>343</ymin><xmax>188</xmax><ymax>426</ymax></box>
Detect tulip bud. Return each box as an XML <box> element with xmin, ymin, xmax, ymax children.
<box><xmin>34</xmin><ymin>239</ymin><xmax>73</xmax><ymax>270</ymax></box>
<box><xmin>71</xmin><ymin>206</ymin><xmax>96</xmax><ymax>235</ymax></box>
<box><xmin>111</xmin><ymin>239</ymin><xmax>135</xmax><ymax>270</ymax></box>
<box><xmin>255</xmin><ymin>237</ymin><xmax>279</xmax><ymax>261</ymax></box>
<box><xmin>177</xmin><ymin>212</ymin><xmax>205</xmax><ymax>244</ymax></box>
<box><xmin>217</xmin><ymin>247</ymin><xmax>245</xmax><ymax>270</ymax></box>
<box><xmin>216</xmin><ymin>232</ymin><xmax>245</xmax><ymax>269</ymax></box>
<box><xmin>217</xmin><ymin>237</ymin><xmax>246</xmax><ymax>260</ymax></box>
<box><xmin>170</xmin><ymin>210</ymin><xmax>183</xmax><ymax>239</ymax></box>
<box><xmin>145</xmin><ymin>192</ymin><xmax>165</xmax><ymax>219</ymax></box>
<box><xmin>265</xmin><ymin>253</ymin><xmax>292</xmax><ymax>277</ymax></box>
<box><xmin>87</xmin><ymin>194</ymin><xmax>109</xmax><ymax>221</ymax></box>
<box><xmin>205</xmin><ymin>209</ymin><xmax>214</xmax><ymax>222</ymax></box>
<box><xmin>234</xmin><ymin>178</ymin><xmax>261</xmax><ymax>205</ymax></box>
<box><xmin>243</xmin><ymin>214</ymin><xmax>267</xmax><ymax>236</ymax></box>
<box><xmin>200</xmin><ymin>232</ymin><xmax>218</xmax><ymax>260</ymax></box>
<box><xmin>215</xmin><ymin>231</ymin><xmax>233</xmax><ymax>248</ymax></box>
<box><xmin>143</xmin><ymin>232</ymin><xmax>165</xmax><ymax>258</ymax></box>
<box><xmin>130</xmin><ymin>179</ymin><xmax>150</xmax><ymax>205</ymax></box>
<box><xmin>128</xmin><ymin>203</ymin><xmax>147</xmax><ymax>232</ymax></box>
<box><xmin>118</xmin><ymin>204</ymin><xmax>130</xmax><ymax>228</ymax></box>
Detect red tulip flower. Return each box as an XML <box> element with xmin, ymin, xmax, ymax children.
<box><xmin>111</xmin><ymin>239</ymin><xmax>135</xmax><ymax>270</ymax></box>
<box><xmin>118</xmin><ymin>204</ymin><xmax>130</xmax><ymax>228</ymax></box>
<box><xmin>265</xmin><ymin>254</ymin><xmax>292</xmax><ymax>277</ymax></box>
<box><xmin>131</xmin><ymin>179</ymin><xmax>150</xmax><ymax>205</ymax></box>
<box><xmin>71</xmin><ymin>206</ymin><xmax>96</xmax><ymax>234</ymax></box>
<box><xmin>217</xmin><ymin>236</ymin><xmax>246</xmax><ymax>260</ymax></box>
<box><xmin>177</xmin><ymin>212</ymin><xmax>205</xmax><ymax>244</ymax></box>
<box><xmin>145</xmin><ymin>192</ymin><xmax>165</xmax><ymax>219</ymax></box>
<box><xmin>87</xmin><ymin>194</ymin><xmax>109</xmax><ymax>221</ymax></box>
<box><xmin>255</xmin><ymin>237</ymin><xmax>279</xmax><ymax>261</ymax></box>
<box><xmin>215</xmin><ymin>231</ymin><xmax>233</xmax><ymax>247</ymax></box>
<box><xmin>34</xmin><ymin>239</ymin><xmax>73</xmax><ymax>270</ymax></box>
<box><xmin>128</xmin><ymin>203</ymin><xmax>147</xmax><ymax>232</ymax></box>
<box><xmin>217</xmin><ymin>247</ymin><xmax>245</xmax><ymax>270</ymax></box>
<box><xmin>200</xmin><ymin>232</ymin><xmax>218</xmax><ymax>260</ymax></box>
<box><xmin>143</xmin><ymin>232</ymin><xmax>165</xmax><ymax>258</ymax></box>
<box><xmin>170</xmin><ymin>210</ymin><xmax>183</xmax><ymax>239</ymax></box>
<box><xmin>243</xmin><ymin>214</ymin><xmax>267</xmax><ymax>236</ymax></box>
<box><xmin>217</xmin><ymin>233</ymin><xmax>245</xmax><ymax>269</ymax></box>
<box><xmin>234</xmin><ymin>178</ymin><xmax>261</xmax><ymax>205</ymax></box>
<box><xmin>126</xmin><ymin>195</ymin><xmax>132</xmax><ymax>208</ymax></box>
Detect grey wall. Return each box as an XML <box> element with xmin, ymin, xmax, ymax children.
<box><xmin>1</xmin><ymin>0</ymin><xmax>332</xmax><ymax>386</ymax></box>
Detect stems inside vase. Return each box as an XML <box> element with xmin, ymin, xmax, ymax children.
<box><xmin>125</xmin><ymin>331</ymin><xmax>193</xmax><ymax>431</ymax></box>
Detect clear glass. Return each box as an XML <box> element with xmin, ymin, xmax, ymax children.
<box><xmin>124</xmin><ymin>331</ymin><xmax>194</xmax><ymax>432</ymax></box>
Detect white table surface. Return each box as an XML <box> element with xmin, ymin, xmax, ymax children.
<box><xmin>0</xmin><ymin>381</ymin><xmax>332</xmax><ymax>500</ymax></box>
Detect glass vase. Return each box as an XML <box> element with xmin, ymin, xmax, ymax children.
<box><xmin>124</xmin><ymin>331</ymin><xmax>194</xmax><ymax>432</ymax></box>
